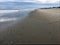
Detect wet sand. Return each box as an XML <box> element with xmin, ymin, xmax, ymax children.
<box><xmin>0</xmin><ymin>8</ymin><xmax>60</xmax><ymax>44</ymax></box>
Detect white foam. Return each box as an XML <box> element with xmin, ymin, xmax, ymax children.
<box><xmin>0</xmin><ymin>10</ymin><xmax>19</xmax><ymax>13</ymax></box>
<box><xmin>0</xmin><ymin>18</ymin><xmax>17</xmax><ymax>22</ymax></box>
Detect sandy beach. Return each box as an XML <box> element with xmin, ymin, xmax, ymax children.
<box><xmin>0</xmin><ymin>8</ymin><xmax>60</xmax><ymax>44</ymax></box>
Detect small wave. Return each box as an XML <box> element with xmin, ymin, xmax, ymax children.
<box><xmin>0</xmin><ymin>18</ymin><xmax>17</xmax><ymax>22</ymax></box>
<box><xmin>0</xmin><ymin>10</ymin><xmax>19</xmax><ymax>13</ymax></box>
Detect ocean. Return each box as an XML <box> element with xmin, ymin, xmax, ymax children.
<box><xmin>0</xmin><ymin>8</ymin><xmax>37</xmax><ymax>30</ymax></box>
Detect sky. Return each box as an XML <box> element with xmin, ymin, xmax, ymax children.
<box><xmin>0</xmin><ymin>0</ymin><xmax>60</xmax><ymax>3</ymax></box>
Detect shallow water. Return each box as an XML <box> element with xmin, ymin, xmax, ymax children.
<box><xmin>0</xmin><ymin>8</ymin><xmax>36</xmax><ymax>30</ymax></box>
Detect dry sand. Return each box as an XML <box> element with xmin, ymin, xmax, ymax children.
<box><xmin>0</xmin><ymin>8</ymin><xmax>60</xmax><ymax>44</ymax></box>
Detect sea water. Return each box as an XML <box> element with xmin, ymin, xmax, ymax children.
<box><xmin>0</xmin><ymin>8</ymin><xmax>37</xmax><ymax>30</ymax></box>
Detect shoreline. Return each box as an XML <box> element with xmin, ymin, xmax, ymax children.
<box><xmin>0</xmin><ymin>8</ymin><xmax>60</xmax><ymax>44</ymax></box>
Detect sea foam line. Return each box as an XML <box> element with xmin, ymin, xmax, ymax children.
<box><xmin>0</xmin><ymin>18</ymin><xmax>17</xmax><ymax>22</ymax></box>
